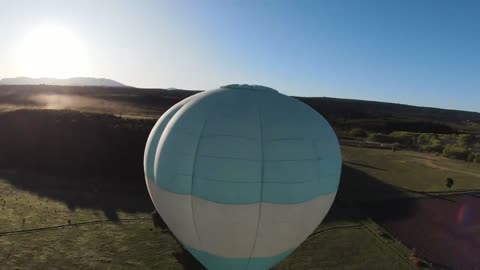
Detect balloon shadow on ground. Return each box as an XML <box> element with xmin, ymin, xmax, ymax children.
<box><xmin>167</xmin><ymin>163</ymin><xmax>420</xmax><ymax>269</ymax></box>
<box><xmin>0</xmin><ymin>163</ymin><xmax>419</xmax><ymax>267</ymax></box>
<box><xmin>327</xmin><ymin>163</ymin><xmax>417</xmax><ymax>224</ymax></box>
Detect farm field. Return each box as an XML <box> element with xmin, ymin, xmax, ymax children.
<box><xmin>341</xmin><ymin>146</ymin><xmax>480</xmax><ymax>269</ymax></box>
<box><xmin>3</xmin><ymin>127</ymin><xmax>480</xmax><ymax>269</ymax></box>
<box><xmin>341</xmin><ymin>146</ymin><xmax>480</xmax><ymax>196</ymax></box>
<box><xmin>364</xmin><ymin>194</ymin><xmax>480</xmax><ymax>270</ymax></box>
<box><xmin>2</xmin><ymin>0</ymin><xmax>480</xmax><ymax>267</ymax></box>
<box><xmin>0</xmin><ymin>171</ymin><xmax>414</xmax><ymax>270</ymax></box>
<box><xmin>0</xmin><ymin>89</ymin><xmax>479</xmax><ymax>269</ymax></box>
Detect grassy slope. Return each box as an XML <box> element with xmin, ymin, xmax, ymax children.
<box><xmin>8</xmin><ymin>109</ymin><xmax>479</xmax><ymax>269</ymax></box>
<box><xmin>342</xmin><ymin>146</ymin><xmax>480</xmax><ymax>194</ymax></box>
<box><xmin>0</xmin><ymin>173</ymin><xmax>147</xmax><ymax>232</ymax></box>
<box><xmin>1</xmin><ymin>88</ymin><xmax>479</xmax><ymax>269</ymax></box>
<box><xmin>0</xmin><ymin>223</ymin><xmax>178</xmax><ymax>270</ymax></box>
<box><xmin>278</xmin><ymin>226</ymin><xmax>411</xmax><ymax>270</ymax></box>
<box><xmin>0</xmin><ymin>175</ymin><xmax>414</xmax><ymax>270</ymax></box>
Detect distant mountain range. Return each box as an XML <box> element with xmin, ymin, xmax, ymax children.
<box><xmin>0</xmin><ymin>77</ymin><xmax>128</xmax><ymax>87</ymax></box>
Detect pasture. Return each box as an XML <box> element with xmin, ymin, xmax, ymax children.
<box><xmin>0</xmin><ymin>167</ymin><xmax>415</xmax><ymax>270</ymax></box>
<box><xmin>342</xmin><ymin>146</ymin><xmax>480</xmax><ymax>195</ymax></box>
<box><xmin>1</xmin><ymin>105</ymin><xmax>479</xmax><ymax>269</ymax></box>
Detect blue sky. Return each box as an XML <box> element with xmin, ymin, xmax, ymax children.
<box><xmin>1</xmin><ymin>0</ymin><xmax>479</xmax><ymax>112</ymax></box>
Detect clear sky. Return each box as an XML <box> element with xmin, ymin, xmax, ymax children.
<box><xmin>1</xmin><ymin>0</ymin><xmax>479</xmax><ymax>112</ymax></box>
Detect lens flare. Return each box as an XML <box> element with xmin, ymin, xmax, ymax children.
<box><xmin>457</xmin><ymin>204</ymin><xmax>471</xmax><ymax>225</ymax></box>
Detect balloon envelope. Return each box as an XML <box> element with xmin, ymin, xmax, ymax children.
<box><xmin>144</xmin><ymin>85</ymin><xmax>341</xmax><ymax>270</ymax></box>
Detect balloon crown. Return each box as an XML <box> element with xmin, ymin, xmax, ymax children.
<box><xmin>221</xmin><ymin>84</ymin><xmax>278</xmax><ymax>92</ymax></box>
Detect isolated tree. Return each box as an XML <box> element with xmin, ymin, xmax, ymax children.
<box><xmin>445</xmin><ymin>177</ymin><xmax>454</xmax><ymax>189</ymax></box>
<box><xmin>349</xmin><ymin>128</ymin><xmax>368</xmax><ymax>138</ymax></box>
<box><xmin>458</xmin><ymin>134</ymin><xmax>474</xmax><ymax>148</ymax></box>
<box><xmin>392</xmin><ymin>143</ymin><xmax>400</xmax><ymax>152</ymax></box>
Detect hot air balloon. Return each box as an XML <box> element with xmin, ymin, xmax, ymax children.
<box><xmin>144</xmin><ymin>84</ymin><xmax>341</xmax><ymax>270</ymax></box>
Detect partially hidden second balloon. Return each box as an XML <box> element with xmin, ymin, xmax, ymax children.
<box><xmin>144</xmin><ymin>84</ymin><xmax>342</xmax><ymax>270</ymax></box>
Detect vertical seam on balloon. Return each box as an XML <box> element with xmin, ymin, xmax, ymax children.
<box><xmin>246</xmin><ymin>95</ymin><xmax>264</xmax><ymax>270</ymax></box>
<box><xmin>311</xmin><ymin>139</ymin><xmax>322</xmax><ymax>184</ymax></box>
<box><xmin>151</xmin><ymin>106</ymin><xmax>180</xmax><ymax>184</ymax></box>
<box><xmin>190</xmin><ymin>120</ymin><xmax>206</xmax><ymax>250</ymax></box>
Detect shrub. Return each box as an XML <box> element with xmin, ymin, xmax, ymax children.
<box><xmin>442</xmin><ymin>145</ymin><xmax>470</xmax><ymax>160</ymax></box>
<box><xmin>438</xmin><ymin>134</ymin><xmax>457</xmax><ymax>145</ymax></box>
<box><xmin>417</xmin><ymin>133</ymin><xmax>434</xmax><ymax>145</ymax></box>
<box><xmin>446</xmin><ymin>177</ymin><xmax>454</xmax><ymax>188</ymax></box>
<box><xmin>420</xmin><ymin>142</ymin><xmax>444</xmax><ymax>153</ymax></box>
<box><xmin>392</xmin><ymin>142</ymin><xmax>400</xmax><ymax>150</ymax></box>
<box><xmin>368</xmin><ymin>133</ymin><xmax>396</xmax><ymax>143</ymax></box>
<box><xmin>390</xmin><ymin>131</ymin><xmax>418</xmax><ymax>146</ymax></box>
<box><xmin>349</xmin><ymin>128</ymin><xmax>368</xmax><ymax>138</ymax></box>
<box><xmin>472</xmin><ymin>153</ymin><xmax>480</xmax><ymax>163</ymax></box>
<box><xmin>417</xmin><ymin>136</ymin><xmax>444</xmax><ymax>153</ymax></box>
<box><xmin>458</xmin><ymin>134</ymin><xmax>475</xmax><ymax>148</ymax></box>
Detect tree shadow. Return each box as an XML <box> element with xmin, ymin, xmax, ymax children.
<box><xmin>0</xmin><ymin>109</ymin><xmax>156</xmax><ymax>219</ymax></box>
<box><xmin>0</xmin><ymin>169</ymin><xmax>153</xmax><ymax>220</ymax></box>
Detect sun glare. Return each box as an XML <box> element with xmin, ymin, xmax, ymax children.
<box><xmin>14</xmin><ymin>24</ymin><xmax>91</xmax><ymax>79</ymax></box>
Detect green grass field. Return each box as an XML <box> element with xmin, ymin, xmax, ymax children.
<box><xmin>1</xmin><ymin>85</ymin><xmax>479</xmax><ymax>269</ymax></box>
<box><xmin>0</xmin><ymin>170</ymin><xmax>415</xmax><ymax>270</ymax></box>
<box><xmin>342</xmin><ymin>146</ymin><xmax>480</xmax><ymax>194</ymax></box>
<box><xmin>4</xmin><ymin>146</ymin><xmax>477</xmax><ymax>269</ymax></box>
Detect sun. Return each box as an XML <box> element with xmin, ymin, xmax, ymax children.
<box><xmin>14</xmin><ymin>24</ymin><xmax>91</xmax><ymax>79</ymax></box>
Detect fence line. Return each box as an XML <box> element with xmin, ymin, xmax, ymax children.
<box><xmin>0</xmin><ymin>217</ymin><xmax>150</xmax><ymax>236</ymax></box>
